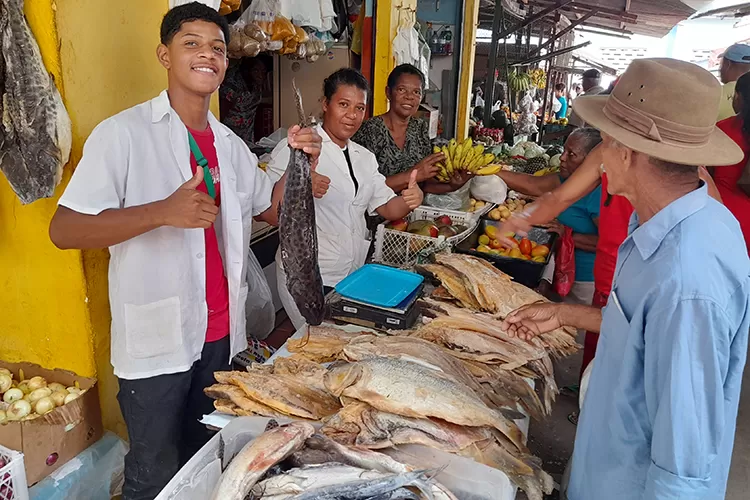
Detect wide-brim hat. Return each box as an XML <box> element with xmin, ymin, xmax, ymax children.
<box><xmin>574</xmin><ymin>58</ymin><xmax>743</xmax><ymax>166</ymax></box>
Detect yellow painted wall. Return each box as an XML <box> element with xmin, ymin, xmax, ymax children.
<box><xmin>456</xmin><ymin>0</ymin><xmax>480</xmax><ymax>140</ymax></box>
<box><xmin>0</xmin><ymin>0</ymin><xmax>95</xmax><ymax>395</ymax></box>
<box><xmin>0</xmin><ymin>0</ymin><xmax>171</xmax><ymax>439</ymax></box>
<box><xmin>373</xmin><ymin>0</ymin><xmax>417</xmax><ymax>116</ymax></box>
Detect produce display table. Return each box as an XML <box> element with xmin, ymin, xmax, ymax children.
<box><xmin>198</xmin><ymin>322</ymin><xmax>531</xmax><ymax>500</ymax></box>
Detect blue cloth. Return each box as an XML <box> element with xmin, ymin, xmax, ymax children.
<box><xmin>556</xmin><ymin>96</ymin><xmax>568</xmax><ymax>119</ymax></box>
<box><xmin>568</xmin><ymin>184</ymin><xmax>750</xmax><ymax>500</ymax></box>
<box><xmin>556</xmin><ymin>180</ymin><xmax>601</xmax><ymax>282</ymax></box>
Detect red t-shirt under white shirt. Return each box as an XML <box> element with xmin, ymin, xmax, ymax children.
<box><xmin>593</xmin><ymin>173</ymin><xmax>634</xmax><ymax>296</ymax></box>
<box><xmin>188</xmin><ymin>126</ymin><xmax>230</xmax><ymax>342</ymax></box>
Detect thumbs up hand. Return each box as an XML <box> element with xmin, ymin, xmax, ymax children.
<box><xmin>401</xmin><ymin>169</ymin><xmax>424</xmax><ymax>210</ymax></box>
<box><xmin>160</xmin><ymin>167</ymin><xmax>219</xmax><ymax>229</ymax></box>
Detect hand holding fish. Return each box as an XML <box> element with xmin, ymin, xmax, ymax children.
<box><xmin>401</xmin><ymin>170</ymin><xmax>424</xmax><ymax>210</ymax></box>
<box><xmin>502</xmin><ymin>303</ymin><xmax>565</xmax><ymax>341</ymax></box>
<box><xmin>311</xmin><ymin>162</ymin><xmax>330</xmax><ymax>199</ymax></box>
<box><xmin>159</xmin><ymin>167</ymin><xmax>219</xmax><ymax>229</ymax></box>
<box><xmin>288</xmin><ymin>125</ymin><xmax>323</xmax><ymax>163</ymax></box>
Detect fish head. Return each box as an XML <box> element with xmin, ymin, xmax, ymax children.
<box><xmin>324</xmin><ymin>362</ymin><xmax>363</xmax><ymax>397</ymax></box>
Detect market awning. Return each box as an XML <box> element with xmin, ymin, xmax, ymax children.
<box><xmin>478</xmin><ymin>0</ymin><xmax>698</xmax><ymax>39</ymax></box>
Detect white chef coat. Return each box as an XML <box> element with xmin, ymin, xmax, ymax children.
<box><xmin>267</xmin><ymin>126</ymin><xmax>396</xmax><ymax>328</ymax></box>
<box><xmin>58</xmin><ymin>91</ymin><xmax>274</xmax><ymax>380</ymax></box>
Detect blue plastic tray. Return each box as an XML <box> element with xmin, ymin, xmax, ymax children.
<box><xmin>335</xmin><ymin>264</ymin><xmax>424</xmax><ymax>308</ymax></box>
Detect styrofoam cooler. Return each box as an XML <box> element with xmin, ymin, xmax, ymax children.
<box><xmin>157</xmin><ymin>416</ymin><xmax>526</xmax><ymax>500</ymax></box>
<box><xmin>0</xmin><ymin>444</ymin><xmax>29</xmax><ymax>500</ymax></box>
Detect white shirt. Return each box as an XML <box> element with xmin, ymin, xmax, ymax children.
<box><xmin>58</xmin><ymin>91</ymin><xmax>274</xmax><ymax>380</ymax></box>
<box><xmin>267</xmin><ymin>125</ymin><xmax>396</xmax><ymax>286</ymax></box>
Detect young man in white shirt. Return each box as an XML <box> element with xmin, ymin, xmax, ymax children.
<box><xmin>48</xmin><ymin>3</ymin><xmax>321</xmax><ymax>499</ymax></box>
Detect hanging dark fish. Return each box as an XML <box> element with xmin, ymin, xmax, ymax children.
<box><xmin>278</xmin><ymin>80</ymin><xmax>326</xmax><ymax>326</ymax></box>
<box><xmin>0</xmin><ymin>0</ymin><xmax>71</xmax><ymax>204</ymax></box>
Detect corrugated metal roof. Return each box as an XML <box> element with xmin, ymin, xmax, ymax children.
<box><xmin>478</xmin><ymin>0</ymin><xmax>698</xmax><ymax>38</ymax></box>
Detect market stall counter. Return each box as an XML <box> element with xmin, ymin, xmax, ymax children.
<box><xmin>163</xmin><ymin>252</ymin><xmax>578</xmax><ymax>500</ymax></box>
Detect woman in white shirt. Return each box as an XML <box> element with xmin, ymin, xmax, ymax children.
<box><xmin>268</xmin><ymin>68</ymin><xmax>424</xmax><ymax>328</ymax></box>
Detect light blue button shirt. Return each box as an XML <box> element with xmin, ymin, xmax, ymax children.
<box><xmin>568</xmin><ymin>184</ymin><xmax>750</xmax><ymax>499</ymax></box>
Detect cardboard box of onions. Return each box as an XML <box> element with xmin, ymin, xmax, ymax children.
<box><xmin>0</xmin><ymin>360</ymin><xmax>103</xmax><ymax>485</ymax></box>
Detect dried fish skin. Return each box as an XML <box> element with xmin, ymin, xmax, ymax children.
<box><xmin>290</xmin><ymin>469</ymin><xmax>438</xmax><ymax>500</ymax></box>
<box><xmin>287</xmin><ymin>325</ymin><xmax>366</xmax><ymax>362</ymax></box>
<box><xmin>321</xmin><ymin>402</ymin><xmax>492</xmax><ymax>452</ymax></box>
<box><xmin>0</xmin><ymin>0</ymin><xmax>71</xmax><ymax>204</ymax></box>
<box><xmin>252</xmin><ymin>463</ymin><xmax>391</xmax><ymax>498</ymax></box>
<box><xmin>204</xmin><ymin>384</ymin><xmax>286</xmax><ymax>418</ymax></box>
<box><xmin>278</xmin><ymin>82</ymin><xmax>325</xmax><ymax>325</ymax></box>
<box><xmin>216</xmin><ymin>370</ymin><xmax>340</xmax><ymax>420</ymax></box>
<box><xmin>211</xmin><ymin>422</ymin><xmax>314</xmax><ymax>500</ymax></box>
<box><xmin>324</xmin><ymin>358</ymin><xmax>527</xmax><ymax>452</ymax></box>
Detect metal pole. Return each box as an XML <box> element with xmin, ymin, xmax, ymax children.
<box><xmin>539</xmin><ymin>17</ymin><xmax>558</xmax><ymax>144</ymax></box>
<box><xmin>500</xmin><ymin>4</ymin><xmax>512</xmax><ymax>112</ymax></box>
<box><xmin>483</xmin><ymin>0</ymin><xmax>504</xmax><ymax>124</ymax></box>
<box><xmin>496</xmin><ymin>0</ymin><xmax>573</xmax><ymax>39</ymax></box>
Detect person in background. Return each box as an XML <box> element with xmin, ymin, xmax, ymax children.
<box><xmin>502</xmin><ymin>58</ymin><xmax>749</xmax><ymax>500</ymax></box>
<box><xmin>718</xmin><ymin>43</ymin><xmax>750</xmax><ymax>122</ymax></box>
<box><xmin>497</xmin><ymin>128</ymin><xmax>602</xmax><ymax>307</ymax></box>
<box><xmin>714</xmin><ymin>71</ymin><xmax>750</xmax><ymax>251</ymax></box>
<box><xmin>46</xmin><ymin>4</ymin><xmax>322</xmax><ymax>499</ymax></box>
<box><xmin>473</xmin><ymin>83</ymin><xmax>485</xmax><ymax>108</ymax></box>
<box><xmin>568</xmin><ymin>69</ymin><xmax>604</xmax><ymax>128</ymax></box>
<box><xmin>268</xmin><ymin>68</ymin><xmax>424</xmax><ymax>330</ymax></box>
<box><xmin>354</xmin><ymin>64</ymin><xmax>472</xmax><ymax>195</ymax></box>
<box><xmin>472</xmin><ymin>105</ymin><xmax>485</xmax><ymax>126</ymax></box>
<box><xmin>554</xmin><ymin>83</ymin><xmax>568</xmax><ymax>120</ymax></box>
<box><xmin>219</xmin><ymin>56</ymin><xmax>269</xmax><ymax>146</ymax></box>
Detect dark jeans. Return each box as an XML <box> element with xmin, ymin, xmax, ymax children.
<box><xmin>117</xmin><ymin>336</ymin><xmax>231</xmax><ymax>500</ymax></box>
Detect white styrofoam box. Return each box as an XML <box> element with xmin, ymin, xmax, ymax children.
<box><xmin>0</xmin><ymin>444</ymin><xmax>28</xmax><ymax>500</ymax></box>
<box><xmin>157</xmin><ymin>416</ymin><xmax>523</xmax><ymax>500</ymax></box>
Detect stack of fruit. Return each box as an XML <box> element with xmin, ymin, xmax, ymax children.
<box><xmin>473</xmin><ymin>226</ymin><xmax>550</xmax><ymax>263</ymax></box>
<box><xmin>433</xmin><ymin>139</ymin><xmax>502</xmax><ymax>182</ymax></box>
<box><xmin>529</xmin><ymin>68</ymin><xmax>547</xmax><ymax>89</ymax></box>
<box><xmin>386</xmin><ymin>215</ymin><xmax>468</xmax><ymax>239</ymax></box>
<box><xmin>507</xmin><ymin>70</ymin><xmax>532</xmax><ymax>93</ymax></box>
<box><xmin>486</xmin><ymin>197</ymin><xmax>528</xmax><ymax>220</ymax></box>
<box><xmin>473</xmin><ymin>128</ymin><xmax>503</xmax><ymax>146</ymax></box>
<box><xmin>468</xmin><ymin>198</ymin><xmax>488</xmax><ymax>213</ymax></box>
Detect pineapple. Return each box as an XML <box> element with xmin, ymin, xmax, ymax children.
<box><xmin>523</xmin><ymin>157</ymin><xmax>548</xmax><ymax>175</ymax></box>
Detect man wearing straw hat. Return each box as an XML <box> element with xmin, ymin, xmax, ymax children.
<box><xmin>502</xmin><ymin>58</ymin><xmax>750</xmax><ymax>499</ymax></box>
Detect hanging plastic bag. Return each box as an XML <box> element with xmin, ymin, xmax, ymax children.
<box><xmin>553</xmin><ymin>227</ymin><xmax>575</xmax><ymax>297</ymax></box>
<box><xmin>471</xmin><ymin>175</ymin><xmax>507</xmax><ymax>205</ymax></box>
<box><xmin>245</xmin><ymin>249</ymin><xmax>276</xmax><ymax>340</ymax></box>
<box><xmin>244</xmin><ymin>0</ymin><xmax>281</xmax><ymax>34</ymax></box>
<box><xmin>424</xmin><ymin>181</ymin><xmax>472</xmax><ymax>211</ymax></box>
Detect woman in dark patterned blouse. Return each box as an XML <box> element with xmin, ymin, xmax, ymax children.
<box><xmin>353</xmin><ymin>64</ymin><xmax>474</xmax><ymax>194</ymax></box>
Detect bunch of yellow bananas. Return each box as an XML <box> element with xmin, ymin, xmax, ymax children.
<box><xmin>529</xmin><ymin>68</ymin><xmax>546</xmax><ymax>89</ymax></box>
<box><xmin>433</xmin><ymin>138</ymin><xmax>502</xmax><ymax>183</ymax></box>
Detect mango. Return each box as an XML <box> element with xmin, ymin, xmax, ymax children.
<box><xmin>485</xmin><ymin>226</ymin><xmax>498</xmax><ymax>239</ymax></box>
<box><xmin>509</xmin><ymin>248</ymin><xmax>522</xmax><ymax>259</ymax></box>
<box><xmin>478</xmin><ymin>234</ymin><xmax>490</xmax><ymax>246</ymax></box>
<box><xmin>532</xmin><ymin>255</ymin><xmax>546</xmax><ymax>263</ymax></box>
<box><xmin>531</xmin><ymin>245</ymin><xmax>550</xmax><ymax>257</ymax></box>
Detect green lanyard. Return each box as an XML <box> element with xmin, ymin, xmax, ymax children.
<box><xmin>187</xmin><ymin>131</ymin><xmax>216</xmax><ymax>199</ymax></box>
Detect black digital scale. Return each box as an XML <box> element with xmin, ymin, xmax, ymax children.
<box><xmin>327</xmin><ymin>284</ymin><xmax>422</xmax><ymax>331</ymax></box>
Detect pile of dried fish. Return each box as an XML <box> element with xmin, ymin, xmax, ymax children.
<box><xmin>206</xmin><ymin>356</ymin><xmax>340</xmax><ymax>420</ymax></box>
<box><xmin>211</xmin><ymin>422</ymin><xmax>456</xmax><ymax>500</ymax></box>
<box><xmin>0</xmin><ymin>0</ymin><xmax>71</xmax><ymax>204</ymax></box>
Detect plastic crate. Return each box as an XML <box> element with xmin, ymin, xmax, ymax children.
<box><xmin>455</xmin><ymin>222</ymin><xmax>558</xmax><ymax>289</ymax></box>
<box><xmin>0</xmin><ymin>445</ymin><xmax>28</xmax><ymax>500</ymax></box>
<box><xmin>372</xmin><ymin>207</ymin><xmax>482</xmax><ymax>268</ymax></box>
<box><xmin>413</xmin><ymin>202</ymin><xmax>494</xmax><ymax>224</ymax></box>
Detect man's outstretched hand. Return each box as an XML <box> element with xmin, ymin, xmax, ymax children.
<box><xmin>502</xmin><ymin>302</ymin><xmax>565</xmax><ymax>340</ymax></box>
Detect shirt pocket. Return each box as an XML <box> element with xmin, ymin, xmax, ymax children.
<box><xmin>124</xmin><ymin>296</ymin><xmax>183</xmax><ymax>359</ymax></box>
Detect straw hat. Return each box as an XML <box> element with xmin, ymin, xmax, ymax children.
<box><xmin>573</xmin><ymin>58</ymin><xmax>744</xmax><ymax>166</ymax></box>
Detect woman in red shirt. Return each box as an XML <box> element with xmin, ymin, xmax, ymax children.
<box><xmin>714</xmin><ymin>71</ymin><xmax>750</xmax><ymax>251</ymax></box>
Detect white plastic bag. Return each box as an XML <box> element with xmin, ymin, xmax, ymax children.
<box><xmin>471</xmin><ymin>175</ymin><xmax>508</xmax><ymax>205</ymax></box>
<box><xmin>423</xmin><ymin>182</ymin><xmax>472</xmax><ymax>211</ymax></box>
<box><xmin>246</xmin><ymin>249</ymin><xmax>275</xmax><ymax>340</ymax></box>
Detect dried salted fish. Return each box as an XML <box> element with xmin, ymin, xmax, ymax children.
<box><xmin>0</xmin><ymin>0</ymin><xmax>71</xmax><ymax>204</ymax></box>
<box><xmin>211</xmin><ymin>422</ymin><xmax>314</xmax><ymax>500</ymax></box>
<box><xmin>287</xmin><ymin>325</ymin><xmax>367</xmax><ymax>363</ymax></box>
<box><xmin>204</xmin><ymin>383</ymin><xmax>286</xmax><ymax>418</ymax></box>
<box><xmin>278</xmin><ymin>81</ymin><xmax>325</xmax><ymax>326</ymax></box>
<box><xmin>325</xmin><ymin>358</ymin><xmax>527</xmax><ymax>452</ymax></box>
<box><xmin>215</xmin><ymin>371</ymin><xmax>340</xmax><ymax>420</ymax></box>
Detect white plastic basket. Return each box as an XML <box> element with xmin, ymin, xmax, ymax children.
<box><xmin>372</xmin><ymin>207</ymin><xmax>484</xmax><ymax>268</ymax></box>
<box><xmin>0</xmin><ymin>445</ymin><xmax>28</xmax><ymax>500</ymax></box>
